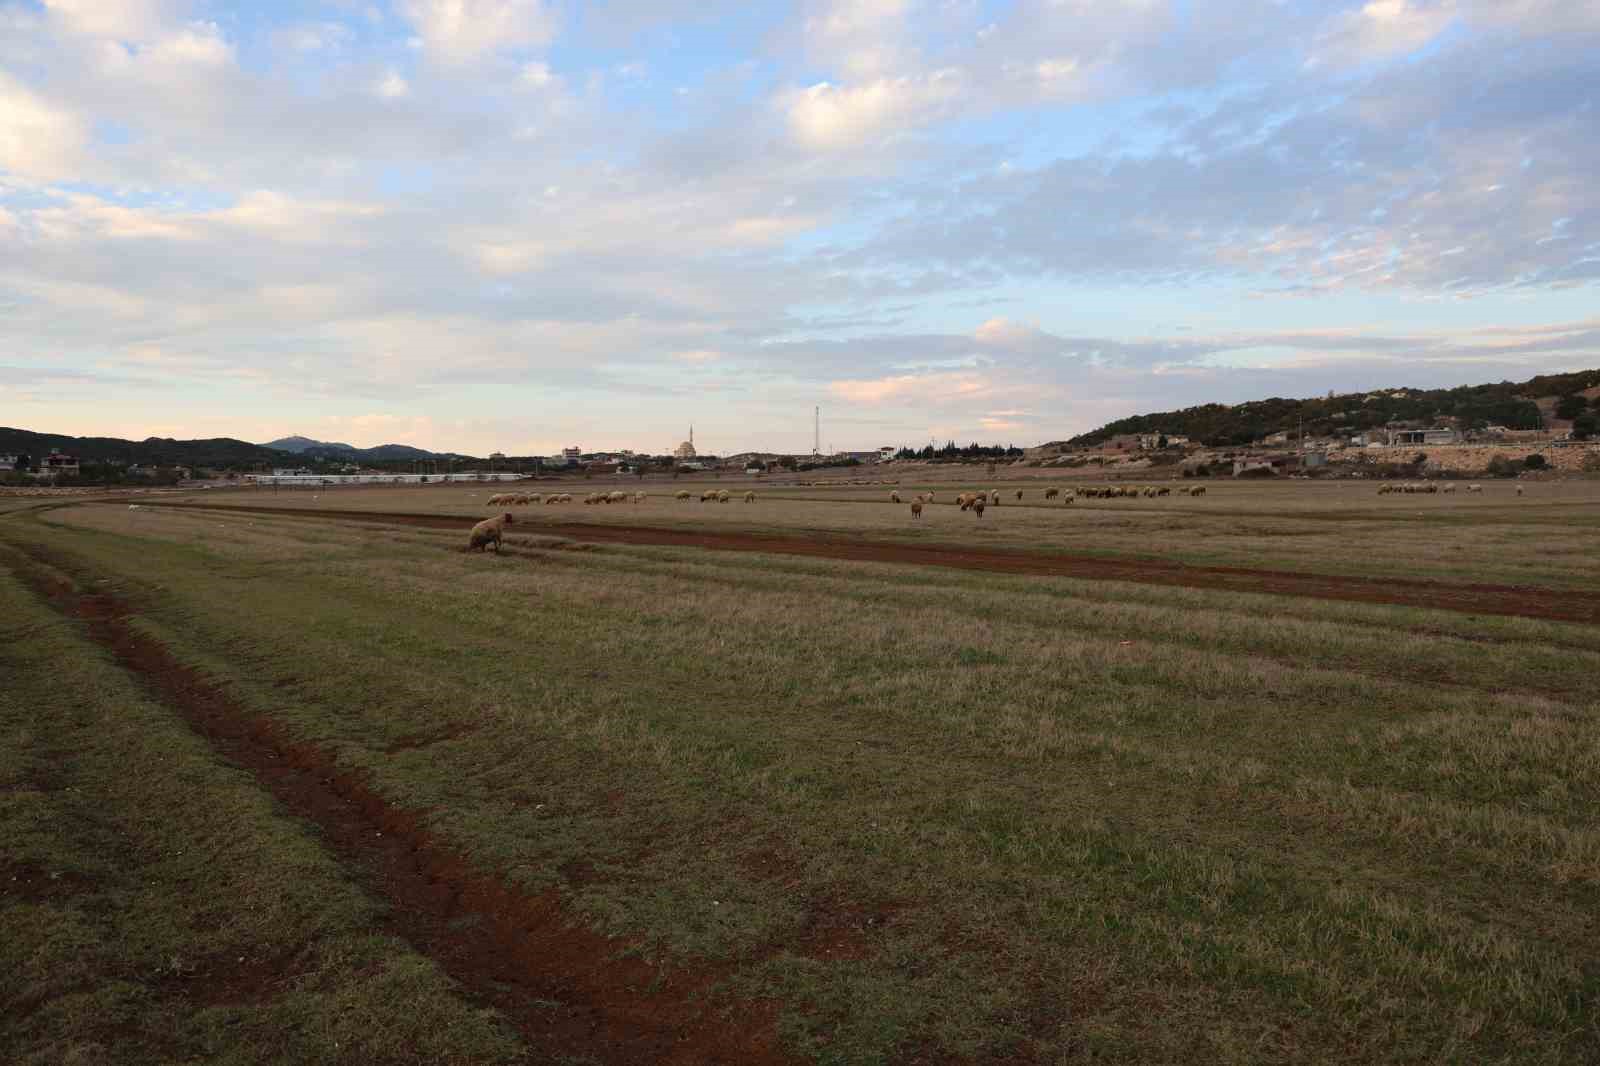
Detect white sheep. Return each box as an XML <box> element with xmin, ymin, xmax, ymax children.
<box><xmin>744</xmin><ymin>491</ymin><xmax>756</xmax><ymax>503</ymax></box>
<box><xmin>468</xmin><ymin>513</ymin><xmax>514</xmax><ymax>553</ymax></box>
<box><xmin>676</xmin><ymin>489</ymin><xmax>691</xmax><ymax>500</ymax></box>
<box><xmin>890</xmin><ymin>490</ymin><xmax>902</xmax><ymax>503</ymax></box>
<box><xmin>1467</xmin><ymin>484</ymin><xmax>1483</xmax><ymax>494</ymax></box>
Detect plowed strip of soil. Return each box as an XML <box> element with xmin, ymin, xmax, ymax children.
<box><xmin>2</xmin><ymin>540</ymin><xmax>794</xmax><ymax>1066</ymax></box>
<box><xmin>138</xmin><ymin>501</ymin><xmax>1600</xmax><ymax>625</ymax></box>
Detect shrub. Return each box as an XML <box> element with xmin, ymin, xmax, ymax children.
<box><xmin>1486</xmin><ymin>455</ymin><xmax>1519</xmax><ymax>477</ymax></box>
<box><xmin>1524</xmin><ymin>453</ymin><xmax>1548</xmax><ymax>470</ymax></box>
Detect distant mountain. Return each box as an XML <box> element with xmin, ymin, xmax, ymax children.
<box><xmin>262</xmin><ymin>435</ymin><xmax>357</xmax><ymax>454</ymax></box>
<box><xmin>1061</xmin><ymin>368</ymin><xmax>1600</xmax><ymax>449</ymax></box>
<box><xmin>261</xmin><ymin>435</ymin><xmax>455</xmax><ymax>461</ymax></box>
<box><xmin>0</xmin><ymin>428</ymin><xmax>291</xmax><ymax>468</ymax></box>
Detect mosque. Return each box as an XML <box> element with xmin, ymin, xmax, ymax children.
<box><xmin>674</xmin><ymin>426</ymin><xmax>696</xmax><ymax>460</ymax></box>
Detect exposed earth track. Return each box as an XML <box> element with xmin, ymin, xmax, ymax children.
<box><xmin>0</xmin><ymin>535</ymin><xmax>796</xmax><ymax>1066</ymax></box>
<box><xmin>132</xmin><ymin>500</ymin><xmax>1600</xmax><ymax>625</ymax></box>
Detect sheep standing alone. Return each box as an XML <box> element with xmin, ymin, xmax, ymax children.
<box><xmin>910</xmin><ymin>500</ymin><xmax>923</xmax><ymax>519</ymax></box>
<box><xmin>468</xmin><ymin>513</ymin><xmax>514</xmax><ymax>553</ymax></box>
<box><xmin>1015</xmin><ymin>489</ymin><xmax>1024</xmax><ymax>501</ymax></box>
<box><xmin>972</xmin><ymin>498</ymin><xmax>986</xmax><ymax>519</ymax></box>
<box><xmin>1517</xmin><ymin>485</ymin><xmax>1524</xmax><ymax>496</ymax></box>
<box><xmin>1044</xmin><ymin>488</ymin><xmax>1059</xmax><ymax>499</ymax></box>
<box><xmin>891</xmin><ymin>490</ymin><xmax>902</xmax><ymax>503</ymax></box>
<box><xmin>1190</xmin><ymin>485</ymin><xmax>1207</xmax><ymax>497</ymax></box>
<box><xmin>1467</xmin><ymin>484</ymin><xmax>1483</xmax><ymax>494</ymax></box>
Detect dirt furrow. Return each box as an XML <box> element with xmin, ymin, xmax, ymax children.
<box><xmin>135</xmin><ymin>500</ymin><xmax>1600</xmax><ymax>625</ymax></box>
<box><xmin>2</xmin><ymin>539</ymin><xmax>795</xmax><ymax>1066</ymax></box>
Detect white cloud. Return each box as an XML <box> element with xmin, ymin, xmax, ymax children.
<box><xmin>41</xmin><ymin>0</ymin><xmax>178</xmax><ymax>42</ymax></box>
<box><xmin>784</xmin><ymin>70</ymin><xmax>965</xmax><ymax>149</ymax></box>
<box><xmin>0</xmin><ymin>72</ymin><xmax>89</xmax><ymax>181</ymax></box>
<box><xmin>375</xmin><ymin>69</ymin><xmax>410</xmax><ymax>98</ymax></box>
<box><xmin>1310</xmin><ymin>1</ymin><xmax>1458</xmax><ymax>67</ymax></box>
<box><xmin>400</xmin><ymin>0</ymin><xmax>557</xmax><ymax>64</ymax></box>
<box><xmin>520</xmin><ymin>61</ymin><xmax>556</xmax><ymax>87</ymax></box>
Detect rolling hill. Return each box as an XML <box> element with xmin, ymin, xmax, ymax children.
<box><xmin>1064</xmin><ymin>368</ymin><xmax>1600</xmax><ymax>448</ymax></box>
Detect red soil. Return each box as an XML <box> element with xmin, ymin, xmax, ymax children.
<box><xmin>4</xmin><ymin>540</ymin><xmax>797</xmax><ymax>1066</ymax></box>
<box><xmin>143</xmin><ymin>501</ymin><xmax>1600</xmax><ymax>625</ymax></box>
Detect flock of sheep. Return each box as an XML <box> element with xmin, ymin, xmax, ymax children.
<box><xmin>891</xmin><ymin>484</ymin><xmax>1210</xmax><ymax>519</ymax></box>
<box><xmin>670</xmin><ymin>488</ymin><xmax>759</xmax><ymax>503</ymax></box>
<box><xmin>1377</xmin><ymin>482</ymin><xmax>1489</xmax><ymax>495</ymax></box>
<box><xmin>468</xmin><ymin>480</ymin><xmax>1224</xmax><ymax>547</ymax></box>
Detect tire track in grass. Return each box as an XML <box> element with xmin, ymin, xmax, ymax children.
<box><xmin>2</xmin><ymin>537</ymin><xmax>798</xmax><ymax>1066</ymax></box>
<box><xmin>132</xmin><ymin>500</ymin><xmax>1600</xmax><ymax>624</ymax></box>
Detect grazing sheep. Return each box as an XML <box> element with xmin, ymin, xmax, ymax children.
<box><xmin>1441</xmin><ymin>484</ymin><xmax>1457</xmax><ymax>494</ymax></box>
<box><xmin>1062</xmin><ymin>493</ymin><xmax>1073</xmax><ymax>504</ymax></box>
<box><xmin>468</xmin><ymin>513</ymin><xmax>514</xmax><ymax>553</ymax></box>
<box><xmin>1467</xmin><ymin>484</ymin><xmax>1483</xmax><ymax>494</ymax></box>
<box><xmin>1190</xmin><ymin>485</ymin><xmax>1206</xmax><ymax>497</ymax></box>
<box><xmin>744</xmin><ymin>491</ymin><xmax>756</xmax><ymax>503</ymax></box>
<box><xmin>1516</xmin><ymin>485</ymin><xmax>1524</xmax><ymax>496</ymax></box>
<box><xmin>990</xmin><ymin>490</ymin><xmax>1001</xmax><ymax>505</ymax></box>
<box><xmin>528</xmin><ymin>493</ymin><xmax>542</xmax><ymax>504</ymax></box>
<box><xmin>1157</xmin><ymin>487</ymin><xmax>1171</xmax><ymax>497</ymax></box>
<box><xmin>972</xmin><ymin>498</ymin><xmax>986</xmax><ymax>519</ymax></box>
<box><xmin>1044</xmin><ymin>488</ymin><xmax>1059</xmax><ymax>499</ymax></box>
<box><xmin>633</xmin><ymin>492</ymin><xmax>646</xmax><ymax>503</ymax></box>
<box><xmin>958</xmin><ymin>492</ymin><xmax>976</xmax><ymax>511</ymax></box>
<box><xmin>546</xmin><ymin>494</ymin><xmax>561</xmax><ymax>505</ymax></box>
<box><xmin>608</xmin><ymin>491</ymin><xmax>627</xmax><ymax>503</ymax></box>
<box><xmin>127</xmin><ymin>504</ymin><xmax>142</xmax><ymax>511</ymax></box>
<box><xmin>675</xmin><ymin>489</ymin><xmax>691</xmax><ymax>500</ymax></box>
<box><xmin>718</xmin><ymin>489</ymin><xmax>731</xmax><ymax>503</ymax></box>
<box><xmin>890</xmin><ymin>490</ymin><xmax>901</xmax><ymax>503</ymax></box>
<box><xmin>1015</xmin><ymin>489</ymin><xmax>1024</xmax><ymax>501</ymax></box>
<box><xmin>701</xmin><ymin>490</ymin><xmax>718</xmax><ymax>502</ymax></box>
<box><xmin>910</xmin><ymin>500</ymin><xmax>923</xmax><ymax>519</ymax></box>
<box><xmin>925</xmin><ymin>492</ymin><xmax>936</xmax><ymax>502</ymax></box>
<box><xmin>560</xmin><ymin>493</ymin><xmax>572</xmax><ymax>503</ymax></box>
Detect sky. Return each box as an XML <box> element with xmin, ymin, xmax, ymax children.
<box><xmin>2</xmin><ymin>1</ymin><xmax>1598</xmax><ymax>457</ymax></box>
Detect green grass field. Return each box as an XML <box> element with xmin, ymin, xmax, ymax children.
<box><xmin>4</xmin><ymin>486</ymin><xmax>1598</xmax><ymax>1063</ymax></box>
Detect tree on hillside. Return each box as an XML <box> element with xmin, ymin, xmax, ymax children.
<box><xmin>1555</xmin><ymin>394</ymin><xmax>1588</xmax><ymax>420</ymax></box>
<box><xmin>1571</xmin><ymin>413</ymin><xmax>1597</xmax><ymax>441</ymax></box>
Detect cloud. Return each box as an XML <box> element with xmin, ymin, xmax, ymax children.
<box><xmin>0</xmin><ymin>72</ymin><xmax>90</xmax><ymax>181</ymax></box>
<box><xmin>1310</xmin><ymin>1</ymin><xmax>1458</xmax><ymax>68</ymax></box>
<box><xmin>40</xmin><ymin>0</ymin><xmax>178</xmax><ymax>42</ymax></box>
<box><xmin>400</xmin><ymin>0</ymin><xmax>557</xmax><ymax>64</ymax></box>
<box><xmin>829</xmin><ymin>371</ymin><xmax>990</xmax><ymax>405</ymax></box>
<box><xmin>784</xmin><ymin>70</ymin><xmax>965</xmax><ymax>149</ymax></box>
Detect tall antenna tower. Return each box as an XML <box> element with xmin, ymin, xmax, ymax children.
<box><xmin>814</xmin><ymin>406</ymin><xmax>820</xmax><ymax>456</ymax></box>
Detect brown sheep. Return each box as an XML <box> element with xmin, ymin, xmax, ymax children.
<box><xmin>911</xmin><ymin>500</ymin><xmax>923</xmax><ymax>519</ymax></box>
<box><xmin>1015</xmin><ymin>489</ymin><xmax>1024</xmax><ymax>501</ymax></box>
<box><xmin>972</xmin><ymin>498</ymin><xmax>986</xmax><ymax>519</ymax></box>
<box><xmin>468</xmin><ymin>513</ymin><xmax>514</xmax><ymax>553</ymax></box>
<box><xmin>1044</xmin><ymin>488</ymin><xmax>1059</xmax><ymax>499</ymax></box>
